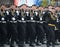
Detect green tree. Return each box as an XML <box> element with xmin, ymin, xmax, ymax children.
<box><xmin>41</xmin><ymin>0</ymin><xmax>48</xmax><ymax>7</ymax></box>
<box><xmin>51</xmin><ymin>0</ymin><xmax>55</xmax><ymax>6</ymax></box>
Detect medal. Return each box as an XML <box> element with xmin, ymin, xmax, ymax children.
<box><xmin>31</xmin><ymin>17</ymin><xmax>33</xmax><ymax>20</ymax></box>
<box><xmin>40</xmin><ymin>17</ymin><xmax>42</xmax><ymax>20</ymax></box>
<box><xmin>12</xmin><ymin>17</ymin><xmax>15</xmax><ymax>20</ymax></box>
<box><xmin>22</xmin><ymin>17</ymin><xmax>24</xmax><ymax>20</ymax></box>
<box><xmin>2</xmin><ymin>17</ymin><xmax>4</xmax><ymax>20</ymax></box>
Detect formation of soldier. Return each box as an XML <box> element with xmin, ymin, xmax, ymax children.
<box><xmin>0</xmin><ymin>4</ymin><xmax>60</xmax><ymax>47</ymax></box>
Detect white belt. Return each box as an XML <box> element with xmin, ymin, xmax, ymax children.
<box><xmin>30</xmin><ymin>20</ymin><xmax>36</xmax><ymax>23</ymax></box>
<box><xmin>21</xmin><ymin>21</ymin><xmax>26</xmax><ymax>23</ymax></box>
<box><xmin>36</xmin><ymin>21</ymin><xmax>43</xmax><ymax>23</ymax></box>
<box><xmin>10</xmin><ymin>21</ymin><xmax>17</xmax><ymax>23</ymax></box>
<box><xmin>18</xmin><ymin>20</ymin><xmax>21</xmax><ymax>22</ymax></box>
<box><xmin>40</xmin><ymin>22</ymin><xmax>43</xmax><ymax>23</ymax></box>
<box><xmin>26</xmin><ymin>20</ymin><xmax>36</xmax><ymax>23</ymax></box>
<box><xmin>18</xmin><ymin>20</ymin><xmax>26</xmax><ymax>23</ymax></box>
<box><xmin>1</xmin><ymin>21</ymin><xmax>6</xmax><ymax>23</ymax></box>
<box><xmin>57</xmin><ymin>20</ymin><xmax>60</xmax><ymax>22</ymax></box>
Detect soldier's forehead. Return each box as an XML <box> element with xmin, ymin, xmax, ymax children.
<box><xmin>0</xmin><ymin>5</ymin><xmax>6</xmax><ymax>9</ymax></box>
<box><xmin>56</xmin><ymin>7</ymin><xmax>59</xmax><ymax>8</ymax></box>
<box><xmin>29</xmin><ymin>6</ymin><xmax>36</xmax><ymax>10</ymax></box>
<box><xmin>31</xmin><ymin>6</ymin><xmax>37</xmax><ymax>9</ymax></box>
<box><xmin>38</xmin><ymin>7</ymin><xmax>44</xmax><ymax>9</ymax></box>
<box><xmin>44</xmin><ymin>7</ymin><xmax>48</xmax><ymax>9</ymax></box>
<box><xmin>15</xmin><ymin>8</ymin><xmax>19</xmax><ymax>10</ymax></box>
<box><xmin>9</xmin><ymin>5</ymin><xmax>16</xmax><ymax>9</ymax></box>
<box><xmin>48</xmin><ymin>6</ymin><xmax>53</xmax><ymax>8</ymax></box>
<box><xmin>20</xmin><ymin>5</ymin><xmax>28</xmax><ymax>10</ymax></box>
<box><xmin>55</xmin><ymin>7</ymin><xmax>60</xmax><ymax>11</ymax></box>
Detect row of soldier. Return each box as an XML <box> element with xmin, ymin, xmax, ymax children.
<box><xmin>0</xmin><ymin>4</ymin><xmax>60</xmax><ymax>47</ymax></box>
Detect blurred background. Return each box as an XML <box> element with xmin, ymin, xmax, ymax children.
<box><xmin>0</xmin><ymin>0</ymin><xmax>60</xmax><ymax>7</ymax></box>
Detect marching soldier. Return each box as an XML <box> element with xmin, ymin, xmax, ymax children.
<box><xmin>5</xmin><ymin>7</ymin><xmax>11</xmax><ymax>45</ymax></box>
<box><xmin>50</xmin><ymin>7</ymin><xmax>60</xmax><ymax>45</ymax></box>
<box><xmin>33</xmin><ymin>9</ymin><xmax>40</xmax><ymax>45</ymax></box>
<box><xmin>0</xmin><ymin>5</ymin><xmax>7</xmax><ymax>46</ymax></box>
<box><xmin>9</xmin><ymin>5</ymin><xmax>18</xmax><ymax>47</ymax></box>
<box><xmin>34</xmin><ymin>8</ymin><xmax>45</xmax><ymax>46</ymax></box>
<box><xmin>55</xmin><ymin>7</ymin><xmax>60</xmax><ymax>43</ymax></box>
<box><xmin>17</xmin><ymin>4</ymin><xmax>27</xmax><ymax>47</ymax></box>
<box><xmin>29</xmin><ymin>9</ymin><xmax>36</xmax><ymax>46</ymax></box>
<box><xmin>25</xmin><ymin>8</ymin><xmax>30</xmax><ymax>44</ymax></box>
<box><xmin>42</xmin><ymin>7</ymin><xmax>56</xmax><ymax>47</ymax></box>
<box><xmin>25</xmin><ymin>5</ymin><xmax>37</xmax><ymax>45</ymax></box>
<box><xmin>25</xmin><ymin>5</ymin><xmax>36</xmax><ymax>46</ymax></box>
<box><xmin>26</xmin><ymin>5</ymin><xmax>37</xmax><ymax>46</ymax></box>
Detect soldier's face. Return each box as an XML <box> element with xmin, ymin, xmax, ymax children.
<box><xmin>48</xmin><ymin>6</ymin><xmax>53</xmax><ymax>9</ymax></box>
<box><xmin>32</xmin><ymin>6</ymin><xmax>37</xmax><ymax>10</ymax></box>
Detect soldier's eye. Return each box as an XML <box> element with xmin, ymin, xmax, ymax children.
<box><xmin>1</xmin><ymin>9</ymin><xmax>3</xmax><ymax>11</ymax></box>
<box><xmin>11</xmin><ymin>9</ymin><xmax>13</xmax><ymax>11</ymax></box>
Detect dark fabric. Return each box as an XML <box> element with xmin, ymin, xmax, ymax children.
<box><xmin>0</xmin><ymin>13</ymin><xmax>7</xmax><ymax>44</ymax></box>
<box><xmin>43</xmin><ymin>11</ymin><xmax>55</xmax><ymax>46</ymax></box>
